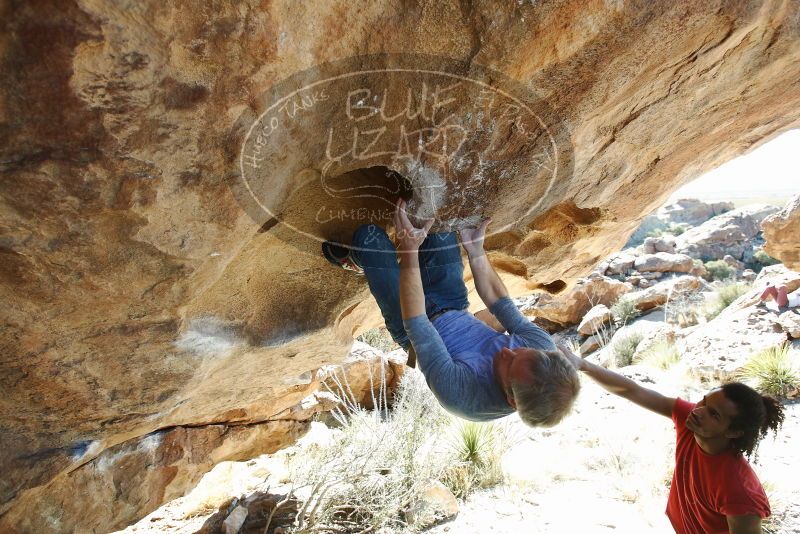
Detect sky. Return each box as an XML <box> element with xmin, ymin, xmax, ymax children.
<box><xmin>669</xmin><ymin>128</ymin><xmax>800</xmax><ymax>202</ymax></box>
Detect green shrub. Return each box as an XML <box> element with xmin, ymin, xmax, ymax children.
<box><xmin>704</xmin><ymin>260</ymin><xmax>735</xmax><ymax>281</ymax></box>
<box><xmin>613</xmin><ymin>332</ymin><xmax>644</xmax><ymax>367</ymax></box>
<box><xmin>738</xmin><ymin>344</ymin><xmax>799</xmax><ymax>398</ymax></box>
<box><xmin>667</xmin><ymin>223</ymin><xmax>688</xmax><ymax>236</ymax></box>
<box><xmin>752</xmin><ymin>249</ymin><xmax>780</xmax><ymax>268</ymax></box>
<box><xmin>705</xmin><ymin>281</ymin><xmax>751</xmax><ymax>320</ymax></box>
<box><xmin>644</xmin><ymin>223</ymin><xmax>687</xmax><ymax>240</ymax></box>
<box><xmin>611</xmin><ymin>298</ymin><xmax>639</xmax><ymax>326</ymax></box>
<box><xmin>636</xmin><ymin>340</ymin><xmax>681</xmax><ymax>370</ymax></box>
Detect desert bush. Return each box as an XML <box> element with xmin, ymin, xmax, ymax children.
<box><xmin>704</xmin><ymin>260</ymin><xmax>735</xmax><ymax>281</ymax></box>
<box><xmin>644</xmin><ymin>223</ymin><xmax>687</xmax><ymax>239</ymax></box>
<box><xmin>738</xmin><ymin>344</ymin><xmax>799</xmax><ymax>398</ymax></box>
<box><xmin>287</xmin><ymin>366</ymin><xmax>512</xmax><ymax>532</ymax></box>
<box><xmin>613</xmin><ymin>332</ymin><xmax>644</xmax><ymax>367</ymax></box>
<box><xmin>667</xmin><ymin>223</ymin><xmax>688</xmax><ymax>236</ymax></box>
<box><xmin>636</xmin><ymin>340</ymin><xmax>681</xmax><ymax>370</ymax></box>
<box><xmin>705</xmin><ymin>281</ymin><xmax>751</xmax><ymax>320</ymax></box>
<box><xmin>289</xmin><ymin>370</ymin><xmax>452</xmax><ymax>533</ymax></box>
<box><xmin>750</xmin><ymin>249</ymin><xmax>780</xmax><ymax>272</ymax></box>
<box><xmin>357</xmin><ymin>327</ymin><xmax>401</xmax><ymax>353</ymax></box>
<box><xmin>611</xmin><ymin>298</ymin><xmax>639</xmax><ymax>326</ymax></box>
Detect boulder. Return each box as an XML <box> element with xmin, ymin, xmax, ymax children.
<box><xmin>404</xmin><ymin>480</ymin><xmax>459</xmax><ymax>528</ymax></box>
<box><xmin>735</xmin><ymin>203</ymin><xmax>780</xmax><ymax>225</ymax></box>
<box><xmin>741</xmin><ymin>269</ymin><xmax>757</xmax><ymax>282</ymax></box>
<box><xmin>633</xmin><ymin>252</ymin><xmax>694</xmax><ymax>273</ymax></box>
<box><xmin>656</xmin><ymin>199</ymin><xmax>734</xmax><ymax>226</ymax></box>
<box><xmin>319</xmin><ymin>341</ymin><xmax>407</xmax><ymax>409</ymax></box>
<box><xmin>580</xmin><ymin>334</ymin><xmax>604</xmax><ymax>355</ymax></box>
<box><xmin>716</xmin><ymin>264</ymin><xmax>800</xmax><ymax>315</ymax></box>
<box><xmin>643</xmin><ymin>235</ymin><xmax>677</xmax><ymax>254</ymax></box>
<box><xmin>577</xmin><ymin>304</ymin><xmax>613</xmax><ymax>336</ymax></box>
<box><xmin>762</xmin><ymin>193</ymin><xmax>800</xmax><ymax>271</ymax></box>
<box><xmin>222</xmin><ymin>504</ymin><xmax>249</xmax><ymax>534</ymax></box>
<box><xmin>606</xmin><ymin>252</ymin><xmax>638</xmax><ymax>275</ymax></box>
<box><xmin>531</xmin><ymin>275</ymin><xmax>632</xmax><ymax>327</ymax></box>
<box><xmin>678</xmin><ymin>305</ymin><xmax>790</xmax><ymax>382</ymax></box>
<box><xmin>722</xmin><ymin>254</ymin><xmax>745</xmax><ymax>271</ymax></box>
<box><xmin>690</xmin><ymin>260</ymin><xmax>708</xmax><ymax>278</ymax></box>
<box><xmin>675</xmin><ymin>206</ymin><xmax>764</xmax><ymax>260</ymax></box>
<box><xmin>778</xmin><ymin>311</ymin><xmax>800</xmax><ymax>339</ymax></box>
<box><xmin>754</xmin><ymin>264</ymin><xmax>800</xmax><ymax>293</ymax></box>
<box><xmin>625</xmin><ymin>275</ymin><xmax>703</xmax><ymax>313</ymax></box>
<box><xmin>638</xmin><ymin>271</ymin><xmax>665</xmax><ymax>280</ymax></box>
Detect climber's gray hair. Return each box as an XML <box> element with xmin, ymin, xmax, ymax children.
<box><xmin>510</xmin><ymin>348</ymin><xmax>581</xmax><ymax>428</ymax></box>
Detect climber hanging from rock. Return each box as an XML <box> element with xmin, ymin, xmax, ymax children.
<box><xmin>322</xmin><ymin>198</ymin><xmax>580</xmax><ymax>426</ymax></box>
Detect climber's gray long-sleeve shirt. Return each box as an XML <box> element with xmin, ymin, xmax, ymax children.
<box><xmin>402</xmin><ymin>297</ymin><xmax>556</xmax><ymax>421</ymax></box>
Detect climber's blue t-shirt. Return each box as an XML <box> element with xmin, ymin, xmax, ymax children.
<box><xmin>402</xmin><ymin>297</ymin><xmax>556</xmax><ymax>421</ymax></box>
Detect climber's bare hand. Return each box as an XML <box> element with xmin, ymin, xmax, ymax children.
<box><xmin>394</xmin><ymin>198</ymin><xmax>434</xmax><ymax>254</ymax></box>
<box><xmin>459</xmin><ymin>218</ymin><xmax>491</xmax><ymax>258</ymax></box>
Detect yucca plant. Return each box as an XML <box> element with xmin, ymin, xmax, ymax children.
<box><xmin>738</xmin><ymin>344</ymin><xmax>799</xmax><ymax>398</ymax></box>
<box><xmin>454</xmin><ymin>422</ymin><xmax>494</xmax><ymax>466</ymax></box>
<box><xmin>443</xmin><ymin>422</ymin><xmax>506</xmax><ymax>499</ymax></box>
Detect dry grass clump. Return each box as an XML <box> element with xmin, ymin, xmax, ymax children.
<box><xmin>635</xmin><ymin>340</ymin><xmax>681</xmax><ymax>370</ymax></box>
<box><xmin>613</xmin><ymin>332</ymin><xmax>644</xmax><ymax>367</ymax></box>
<box><xmin>288</xmin><ymin>371</ymin><xmax>449</xmax><ymax>533</ymax></box>
<box><xmin>738</xmin><ymin>344</ymin><xmax>799</xmax><ymax>398</ymax></box>
<box><xmin>610</xmin><ymin>298</ymin><xmax>639</xmax><ymax>326</ymax></box>
<box><xmin>705</xmin><ymin>281</ymin><xmax>751</xmax><ymax>320</ymax></box>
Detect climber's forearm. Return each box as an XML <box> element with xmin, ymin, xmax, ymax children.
<box><xmin>399</xmin><ymin>251</ymin><xmax>426</xmax><ymax>320</ymax></box>
<box><xmin>468</xmin><ymin>253</ymin><xmax>509</xmax><ymax>308</ymax></box>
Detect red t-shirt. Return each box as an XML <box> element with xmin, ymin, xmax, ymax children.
<box><xmin>666</xmin><ymin>398</ymin><xmax>770</xmax><ymax>533</ymax></box>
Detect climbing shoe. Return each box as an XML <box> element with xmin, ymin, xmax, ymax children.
<box><xmin>322</xmin><ymin>241</ymin><xmax>364</xmax><ymax>274</ymax></box>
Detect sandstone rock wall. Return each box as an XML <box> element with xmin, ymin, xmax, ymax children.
<box><xmin>2</xmin><ymin>1</ymin><xmax>800</xmax><ymax>531</ymax></box>
<box><xmin>763</xmin><ymin>193</ymin><xmax>800</xmax><ymax>270</ymax></box>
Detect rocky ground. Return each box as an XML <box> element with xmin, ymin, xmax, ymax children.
<box><xmin>118</xmin><ymin>198</ymin><xmax>800</xmax><ymax>534</ymax></box>
<box><xmin>117</xmin><ymin>370</ymin><xmax>800</xmax><ymax>534</ymax></box>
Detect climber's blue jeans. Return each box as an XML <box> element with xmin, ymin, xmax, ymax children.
<box><xmin>350</xmin><ymin>224</ymin><xmax>469</xmax><ymax>350</ymax></box>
